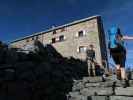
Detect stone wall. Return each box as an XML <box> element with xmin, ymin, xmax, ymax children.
<box><xmin>68</xmin><ymin>76</ymin><xmax>133</xmax><ymax>100</ymax></box>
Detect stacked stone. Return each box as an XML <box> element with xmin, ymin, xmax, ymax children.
<box><xmin>68</xmin><ymin>76</ymin><xmax>133</xmax><ymax>100</ymax></box>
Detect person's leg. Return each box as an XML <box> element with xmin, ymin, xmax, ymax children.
<box><xmin>120</xmin><ymin>67</ymin><xmax>129</xmax><ymax>88</ymax></box>
<box><xmin>120</xmin><ymin>53</ymin><xmax>127</xmax><ymax>80</ymax></box>
<box><xmin>116</xmin><ymin>64</ymin><xmax>121</xmax><ymax>80</ymax></box>
<box><xmin>120</xmin><ymin>67</ymin><xmax>127</xmax><ymax>80</ymax></box>
<box><xmin>87</xmin><ymin>60</ymin><xmax>91</xmax><ymax>76</ymax></box>
<box><xmin>116</xmin><ymin>64</ymin><xmax>120</xmax><ymax>70</ymax></box>
<box><xmin>111</xmin><ymin>52</ymin><xmax>121</xmax><ymax>80</ymax></box>
<box><xmin>87</xmin><ymin>60</ymin><xmax>94</xmax><ymax>76</ymax></box>
<box><xmin>92</xmin><ymin>62</ymin><xmax>96</xmax><ymax>76</ymax></box>
<box><xmin>120</xmin><ymin>54</ymin><xmax>129</xmax><ymax>88</ymax></box>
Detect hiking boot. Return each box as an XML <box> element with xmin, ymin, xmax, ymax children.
<box><xmin>121</xmin><ymin>79</ymin><xmax>129</xmax><ymax>88</ymax></box>
<box><xmin>102</xmin><ymin>74</ymin><xmax>106</xmax><ymax>82</ymax></box>
<box><xmin>116</xmin><ymin>69</ymin><xmax>121</xmax><ymax>80</ymax></box>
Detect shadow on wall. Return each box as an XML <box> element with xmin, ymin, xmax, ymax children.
<box><xmin>0</xmin><ymin>40</ymin><xmax>88</xmax><ymax>100</ymax></box>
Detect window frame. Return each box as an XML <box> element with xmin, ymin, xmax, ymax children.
<box><xmin>52</xmin><ymin>38</ymin><xmax>56</xmax><ymax>43</ymax></box>
<box><xmin>76</xmin><ymin>30</ymin><xmax>86</xmax><ymax>37</ymax></box>
<box><xmin>78</xmin><ymin>46</ymin><xmax>87</xmax><ymax>53</ymax></box>
<box><xmin>59</xmin><ymin>35</ymin><xmax>65</xmax><ymax>42</ymax></box>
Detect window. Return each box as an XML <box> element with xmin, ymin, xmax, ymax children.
<box><xmin>78</xmin><ymin>46</ymin><xmax>87</xmax><ymax>53</ymax></box>
<box><xmin>53</xmin><ymin>30</ymin><xmax>56</xmax><ymax>34</ymax></box>
<box><xmin>52</xmin><ymin>38</ymin><xmax>56</xmax><ymax>43</ymax></box>
<box><xmin>32</xmin><ymin>37</ymin><xmax>34</xmax><ymax>40</ymax></box>
<box><xmin>78</xmin><ymin>31</ymin><xmax>84</xmax><ymax>37</ymax></box>
<box><xmin>59</xmin><ymin>35</ymin><xmax>65</xmax><ymax>41</ymax></box>
<box><xmin>76</xmin><ymin>30</ymin><xmax>86</xmax><ymax>37</ymax></box>
<box><xmin>52</xmin><ymin>35</ymin><xmax>66</xmax><ymax>44</ymax></box>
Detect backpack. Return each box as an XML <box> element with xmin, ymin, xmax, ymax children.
<box><xmin>108</xmin><ymin>27</ymin><xmax>118</xmax><ymax>49</ymax></box>
<box><xmin>108</xmin><ymin>27</ymin><xmax>126</xmax><ymax>54</ymax></box>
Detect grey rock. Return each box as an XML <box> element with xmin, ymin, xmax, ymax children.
<box><xmin>85</xmin><ymin>83</ymin><xmax>100</xmax><ymax>87</ymax></box>
<box><xmin>129</xmin><ymin>80</ymin><xmax>133</xmax><ymax>87</ymax></box>
<box><xmin>115</xmin><ymin>80</ymin><xmax>123</xmax><ymax>87</ymax></box>
<box><xmin>100</xmin><ymin>81</ymin><xmax>114</xmax><ymax>87</ymax></box>
<box><xmin>83</xmin><ymin>77</ymin><xmax>103</xmax><ymax>83</ymax></box>
<box><xmin>115</xmin><ymin>87</ymin><xmax>133</xmax><ymax>96</ymax></box>
<box><xmin>69</xmin><ymin>92</ymin><xmax>80</xmax><ymax>96</ymax></box>
<box><xmin>68</xmin><ymin>95</ymin><xmax>87</xmax><ymax>100</ymax></box>
<box><xmin>72</xmin><ymin>82</ymin><xmax>84</xmax><ymax>91</ymax></box>
<box><xmin>82</xmin><ymin>77</ymin><xmax>90</xmax><ymax>83</ymax></box>
<box><xmin>80</xmin><ymin>87</ymin><xmax>113</xmax><ymax>96</ymax></box>
<box><xmin>73</xmin><ymin>80</ymin><xmax>83</xmax><ymax>85</ymax></box>
<box><xmin>110</xmin><ymin>96</ymin><xmax>133</xmax><ymax>100</ymax></box>
<box><xmin>89</xmin><ymin>96</ymin><xmax>109</xmax><ymax>100</ymax></box>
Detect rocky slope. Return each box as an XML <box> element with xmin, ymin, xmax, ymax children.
<box><xmin>68</xmin><ymin>76</ymin><xmax>133</xmax><ymax>100</ymax></box>
<box><xmin>0</xmin><ymin>41</ymin><xmax>88</xmax><ymax>100</ymax></box>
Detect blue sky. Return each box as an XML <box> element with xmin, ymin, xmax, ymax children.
<box><xmin>0</xmin><ymin>0</ymin><xmax>133</xmax><ymax>67</ymax></box>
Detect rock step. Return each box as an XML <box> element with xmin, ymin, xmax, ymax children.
<box><xmin>73</xmin><ymin>76</ymin><xmax>133</xmax><ymax>88</ymax></box>
<box><xmin>71</xmin><ymin>87</ymin><xmax>133</xmax><ymax>96</ymax></box>
<box><xmin>115</xmin><ymin>87</ymin><xmax>133</xmax><ymax>96</ymax></box>
<box><xmin>80</xmin><ymin>87</ymin><xmax>113</xmax><ymax>96</ymax></box>
<box><xmin>69</xmin><ymin>96</ymin><xmax>133</xmax><ymax>100</ymax></box>
<box><xmin>68</xmin><ymin>76</ymin><xmax>133</xmax><ymax>100</ymax></box>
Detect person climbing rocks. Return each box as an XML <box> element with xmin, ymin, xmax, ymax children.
<box><xmin>108</xmin><ymin>27</ymin><xmax>128</xmax><ymax>87</ymax></box>
<box><xmin>86</xmin><ymin>44</ymin><xmax>96</xmax><ymax>76</ymax></box>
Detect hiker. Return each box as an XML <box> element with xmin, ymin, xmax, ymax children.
<box><xmin>86</xmin><ymin>44</ymin><xmax>96</xmax><ymax>76</ymax></box>
<box><xmin>108</xmin><ymin>27</ymin><xmax>128</xmax><ymax>87</ymax></box>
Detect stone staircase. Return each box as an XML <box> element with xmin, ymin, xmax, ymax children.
<box><xmin>67</xmin><ymin>76</ymin><xmax>133</xmax><ymax>100</ymax></box>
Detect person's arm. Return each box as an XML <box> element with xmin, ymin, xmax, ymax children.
<box><xmin>108</xmin><ymin>42</ymin><xmax>112</xmax><ymax>58</ymax></box>
<box><xmin>123</xmin><ymin>35</ymin><xmax>133</xmax><ymax>40</ymax></box>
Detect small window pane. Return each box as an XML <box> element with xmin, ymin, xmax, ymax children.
<box><xmin>52</xmin><ymin>38</ymin><xmax>56</xmax><ymax>43</ymax></box>
<box><xmin>78</xmin><ymin>31</ymin><xmax>84</xmax><ymax>37</ymax></box>
<box><xmin>53</xmin><ymin>30</ymin><xmax>56</xmax><ymax>34</ymax></box>
<box><xmin>32</xmin><ymin>37</ymin><xmax>34</xmax><ymax>40</ymax></box>
<box><xmin>59</xmin><ymin>35</ymin><xmax>64</xmax><ymax>41</ymax></box>
<box><xmin>79</xmin><ymin>46</ymin><xmax>86</xmax><ymax>53</ymax></box>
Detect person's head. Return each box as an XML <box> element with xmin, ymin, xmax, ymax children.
<box><xmin>116</xmin><ymin>28</ymin><xmax>123</xmax><ymax>40</ymax></box>
<box><xmin>89</xmin><ymin>44</ymin><xmax>94</xmax><ymax>50</ymax></box>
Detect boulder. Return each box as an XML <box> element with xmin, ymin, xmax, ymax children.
<box><xmin>80</xmin><ymin>87</ymin><xmax>113</xmax><ymax>96</ymax></box>
<box><xmin>110</xmin><ymin>96</ymin><xmax>133</xmax><ymax>100</ymax></box>
<box><xmin>115</xmin><ymin>87</ymin><xmax>133</xmax><ymax>96</ymax></box>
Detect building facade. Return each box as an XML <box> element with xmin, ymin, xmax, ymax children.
<box><xmin>10</xmin><ymin>15</ymin><xmax>108</xmax><ymax>68</ymax></box>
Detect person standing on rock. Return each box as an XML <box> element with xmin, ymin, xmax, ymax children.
<box><xmin>108</xmin><ymin>27</ymin><xmax>128</xmax><ymax>87</ymax></box>
<box><xmin>86</xmin><ymin>44</ymin><xmax>96</xmax><ymax>76</ymax></box>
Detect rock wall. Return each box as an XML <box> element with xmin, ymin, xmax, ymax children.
<box><xmin>68</xmin><ymin>76</ymin><xmax>133</xmax><ymax>100</ymax></box>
